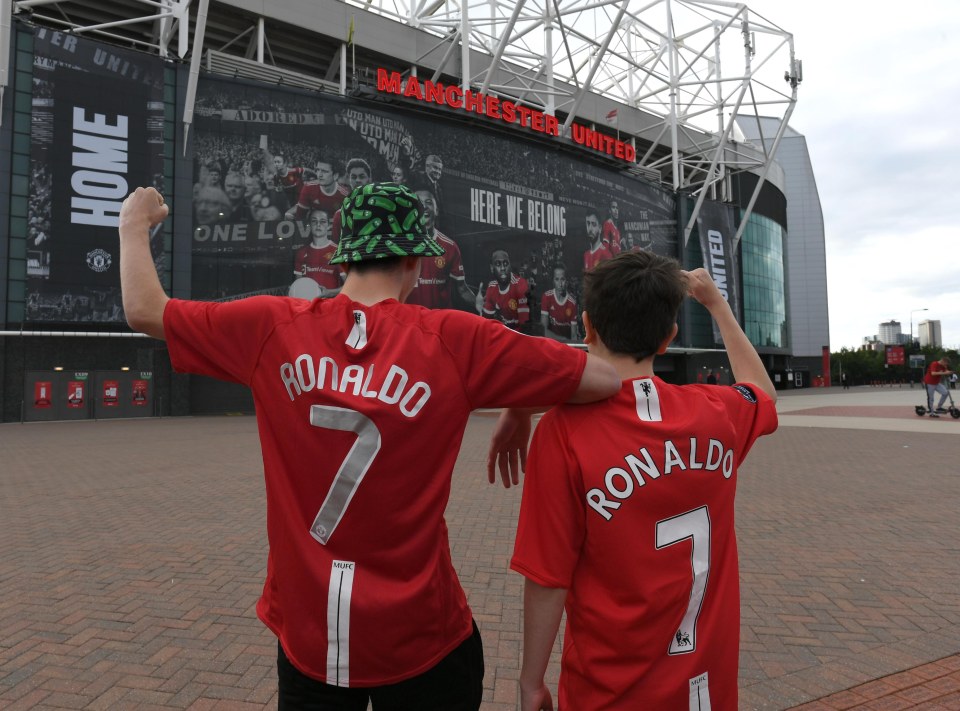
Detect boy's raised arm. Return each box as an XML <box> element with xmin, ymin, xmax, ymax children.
<box><xmin>683</xmin><ymin>268</ymin><xmax>776</xmax><ymax>402</ymax></box>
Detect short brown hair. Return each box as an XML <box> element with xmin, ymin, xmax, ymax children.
<box><xmin>583</xmin><ymin>251</ymin><xmax>685</xmax><ymax>361</ymax></box>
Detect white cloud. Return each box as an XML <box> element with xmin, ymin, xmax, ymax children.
<box><xmin>747</xmin><ymin>0</ymin><xmax>960</xmax><ymax>349</ymax></box>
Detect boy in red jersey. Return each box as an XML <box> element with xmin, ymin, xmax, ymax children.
<box><xmin>480</xmin><ymin>249</ymin><xmax>530</xmax><ymax>330</ymax></box>
<box><xmin>507</xmin><ymin>251</ymin><xmax>778</xmax><ymax>711</ymax></box>
<box><xmin>118</xmin><ymin>183</ymin><xmax>620</xmax><ymax>709</ymax></box>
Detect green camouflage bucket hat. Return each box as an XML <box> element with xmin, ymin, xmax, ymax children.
<box><xmin>329</xmin><ymin>182</ymin><xmax>445</xmax><ymax>264</ymax></box>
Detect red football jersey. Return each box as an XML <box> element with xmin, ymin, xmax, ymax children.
<box><xmin>293</xmin><ymin>183</ymin><xmax>348</xmax><ymax>220</ymax></box>
<box><xmin>405</xmin><ymin>231</ymin><xmax>465</xmax><ymax>309</ymax></box>
<box><xmin>602</xmin><ymin>219</ymin><xmax>621</xmax><ymax>255</ymax></box>
<box><xmin>164</xmin><ymin>296</ymin><xmax>586</xmax><ymax>687</ymax></box>
<box><xmin>583</xmin><ymin>243</ymin><xmax>614</xmax><ymax>272</ymax></box>
<box><xmin>294</xmin><ymin>242</ymin><xmax>341</xmax><ymax>290</ymax></box>
<box><xmin>274</xmin><ymin>167</ymin><xmax>306</xmax><ymax>205</ymax></box>
<box><xmin>512</xmin><ymin>377</ymin><xmax>777</xmax><ymax>710</ymax></box>
<box><xmin>923</xmin><ymin>360</ymin><xmax>949</xmax><ymax>386</ymax></box>
<box><xmin>540</xmin><ymin>290</ymin><xmax>577</xmax><ymax>339</ymax></box>
<box><xmin>482</xmin><ymin>275</ymin><xmax>529</xmax><ymax>328</ymax></box>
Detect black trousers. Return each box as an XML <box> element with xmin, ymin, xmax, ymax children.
<box><xmin>277</xmin><ymin>620</ymin><xmax>484</xmax><ymax>711</ymax></box>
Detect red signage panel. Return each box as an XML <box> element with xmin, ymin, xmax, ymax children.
<box><xmin>886</xmin><ymin>345</ymin><xmax>905</xmax><ymax>366</ymax></box>
<box><xmin>132</xmin><ymin>379</ymin><xmax>149</xmax><ymax>406</ymax></box>
<box><xmin>67</xmin><ymin>381</ymin><xmax>85</xmax><ymax>408</ymax></box>
<box><xmin>34</xmin><ymin>381</ymin><xmax>53</xmax><ymax>408</ymax></box>
<box><xmin>102</xmin><ymin>380</ymin><xmax>119</xmax><ymax>407</ymax></box>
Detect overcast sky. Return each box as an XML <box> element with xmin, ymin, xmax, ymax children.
<box><xmin>745</xmin><ymin>0</ymin><xmax>960</xmax><ymax>349</ymax></box>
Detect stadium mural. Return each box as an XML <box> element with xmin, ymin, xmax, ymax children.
<box><xmin>25</xmin><ymin>28</ymin><xmax>165</xmax><ymax>324</ymax></box>
<box><xmin>697</xmin><ymin>200</ymin><xmax>743</xmax><ymax>341</ymax></box>
<box><xmin>191</xmin><ymin>76</ymin><xmax>680</xmax><ymax>340</ymax></box>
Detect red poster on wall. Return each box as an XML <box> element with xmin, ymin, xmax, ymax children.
<box><xmin>66</xmin><ymin>381</ymin><xmax>85</xmax><ymax>408</ymax></box>
<box><xmin>102</xmin><ymin>380</ymin><xmax>119</xmax><ymax>407</ymax></box>
<box><xmin>34</xmin><ymin>381</ymin><xmax>53</xmax><ymax>408</ymax></box>
<box><xmin>132</xmin><ymin>380</ymin><xmax>148</xmax><ymax>406</ymax></box>
<box><xmin>886</xmin><ymin>345</ymin><xmax>905</xmax><ymax>366</ymax></box>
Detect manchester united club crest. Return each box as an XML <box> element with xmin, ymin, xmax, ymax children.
<box><xmin>565</xmin><ymin>307</ymin><xmax>574</xmax><ymax>317</ymax></box>
<box><xmin>86</xmin><ymin>248</ymin><xmax>112</xmax><ymax>273</ymax></box>
<box><xmin>508</xmin><ymin>298</ymin><xmax>518</xmax><ymax>310</ymax></box>
<box><xmin>435</xmin><ymin>256</ymin><xmax>446</xmax><ymax>269</ymax></box>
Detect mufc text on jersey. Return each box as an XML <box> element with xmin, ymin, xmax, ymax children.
<box><xmin>588</xmin><ymin>438</ymin><xmax>735</xmax><ymax>521</ymax></box>
<box><xmin>280</xmin><ymin>354</ymin><xmax>431</xmax><ymax>418</ymax></box>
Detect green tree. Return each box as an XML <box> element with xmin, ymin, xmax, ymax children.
<box><xmin>832</xmin><ymin>346</ymin><xmax>959</xmax><ymax>386</ymax></box>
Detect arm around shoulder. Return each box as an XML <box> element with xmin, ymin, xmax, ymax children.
<box><xmin>485</xmin><ymin>352</ymin><xmax>617</xmax><ymax>487</ymax></box>
<box><xmin>567</xmin><ymin>352</ymin><xmax>620</xmax><ymax>403</ymax></box>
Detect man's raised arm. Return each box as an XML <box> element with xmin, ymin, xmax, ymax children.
<box><xmin>119</xmin><ymin>187</ymin><xmax>170</xmax><ymax>340</ymax></box>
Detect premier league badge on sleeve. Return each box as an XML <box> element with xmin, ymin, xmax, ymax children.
<box><xmin>732</xmin><ymin>384</ymin><xmax>758</xmax><ymax>403</ymax></box>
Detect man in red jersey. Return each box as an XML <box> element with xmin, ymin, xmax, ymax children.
<box><xmin>601</xmin><ymin>199</ymin><xmax>622</xmax><ymax>255</ymax></box>
<box><xmin>287</xmin><ymin>158</ymin><xmax>348</xmax><ymax>221</ymax></box>
<box><xmin>506</xmin><ymin>251</ymin><xmax>777</xmax><ymax>711</ymax></box>
<box><xmin>539</xmin><ymin>265</ymin><xmax>578</xmax><ymax>342</ymax></box>
<box><xmin>331</xmin><ymin>158</ymin><xmax>375</xmax><ymax>243</ymax></box>
<box><xmin>923</xmin><ymin>356</ymin><xmax>954</xmax><ymax>417</ymax></box>
<box><xmin>118</xmin><ymin>183</ymin><xmax>619</xmax><ymax>709</ymax></box>
<box><xmin>293</xmin><ymin>209</ymin><xmax>342</xmax><ymax>297</ymax></box>
<box><xmin>582</xmin><ymin>208</ymin><xmax>613</xmax><ymax>272</ymax></box>
<box><xmin>480</xmin><ymin>249</ymin><xmax>530</xmax><ymax>330</ymax></box>
<box><xmin>264</xmin><ymin>150</ymin><xmax>306</xmax><ymax>213</ymax></box>
<box><xmin>405</xmin><ymin>189</ymin><xmax>475</xmax><ymax>310</ymax></box>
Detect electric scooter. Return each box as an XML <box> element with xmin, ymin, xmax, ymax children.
<box><xmin>915</xmin><ymin>382</ymin><xmax>960</xmax><ymax>418</ymax></box>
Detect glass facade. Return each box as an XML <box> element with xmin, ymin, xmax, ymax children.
<box><xmin>740</xmin><ymin>212</ymin><xmax>787</xmax><ymax>349</ymax></box>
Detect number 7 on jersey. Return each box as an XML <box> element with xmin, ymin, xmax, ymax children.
<box><xmin>656</xmin><ymin>506</ymin><xmax>711</xmax><ymax>655</ymax></box>
<box><xmin>309</xmin><ymin>405</ymin><xmax>382</xmax><ymax>545</ymax></box>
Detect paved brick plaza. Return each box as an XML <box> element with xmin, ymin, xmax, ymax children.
<box><xmin>1</xmin><ymin>386</ymin><xmax>958</xmax><ymax>710</ymax></box>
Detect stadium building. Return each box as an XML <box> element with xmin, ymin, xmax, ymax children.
<box><xmin>0</xmin><ymin>0</ymin><xmax>825</xmax><ymax>421</ymax></box>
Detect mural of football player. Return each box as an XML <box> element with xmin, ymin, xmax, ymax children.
<box><xmin>479</xmin><ymin>248</ymin><xmax>529</xmax><ymax>331</ymax></box>
<box><xmin>405</xmin><ymin>190</ymin><xmax>474</xmax><ymax>310</ymax></box>
<box><xmin>583</xmin><ymin>208</ymin><xmax>613</xmax><ymax>272</ymax></box>
<box><xmin>540</xmin><ymin>264</ymin><xmax>579</xmax><ymax>342</ymax></box>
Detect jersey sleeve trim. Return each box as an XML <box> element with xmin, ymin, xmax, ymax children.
<box><xmin>509</xmin><ymin>559</ymin><xmax>571</xmax><ymax>590</ymax></box>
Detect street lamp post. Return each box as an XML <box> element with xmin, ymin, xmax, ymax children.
<box><xmin>909</xmin><ymin>308</ymin><xmax>928</xmax><ymax>387</ymax></box>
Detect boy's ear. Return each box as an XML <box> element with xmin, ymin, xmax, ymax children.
<box><xmin>402</xmin><ymin>255</ymin><xmax>420</xmax><ymax>272</ymax></box>
<box><xmin>656</xmin><ymin>323</ymin><xmax>679</xmax><ymax>354</ymax></box>
<box><xmin>582</xmin><ymin>311</ymin><xmax>596</xmax><ymax>346</ymax></box>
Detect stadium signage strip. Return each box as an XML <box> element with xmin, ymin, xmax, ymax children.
<box><xmin>376</xmin><ymin>69</ymin><xmax>636</xmax><ymax>164</ymax></box>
